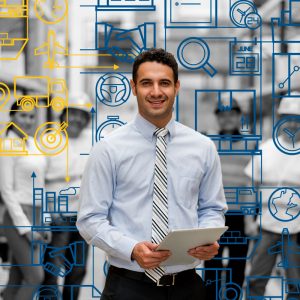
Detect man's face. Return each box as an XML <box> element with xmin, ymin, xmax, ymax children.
<box><xmin>130</xmin><ymin>61</ymin><xmax>180</xmax><ymax>125</ymax></box>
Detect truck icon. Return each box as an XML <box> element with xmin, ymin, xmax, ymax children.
<box><xmin>13</xmin><ymin>76</ymin><xmax>68</xmax><ymax>112</ymax></box>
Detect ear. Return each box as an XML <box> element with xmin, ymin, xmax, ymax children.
<box><xmin>175</xmin><ymin>80</ymin><xmax>180</xmax><ymax>96</ymax></box>
<box><xmin>130</xmin><ymin>79</ymin><xmax>137</xmax><ymax>96</ymax></box>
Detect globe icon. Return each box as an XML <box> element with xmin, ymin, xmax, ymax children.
<box><xmin>268</xmin><ymin>188</ymin><xmax>300</xmax><ymax>222</ymax></box>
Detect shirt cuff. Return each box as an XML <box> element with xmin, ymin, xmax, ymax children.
<box><xmin>114</xmin><ymin>236</ymin><xmax>139</xmax><ymax>263</ymax></box>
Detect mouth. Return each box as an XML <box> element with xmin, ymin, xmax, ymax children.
<box><xmin>147</xmin><ymin>99</ymin><xmax>166</xmax><ymax>108</ymax></box>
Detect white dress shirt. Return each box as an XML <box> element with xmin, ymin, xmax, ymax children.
<box><xmin>77</xmin><ymin>114</ymin><xmax>227</xmax><ymax>273</ymax></box>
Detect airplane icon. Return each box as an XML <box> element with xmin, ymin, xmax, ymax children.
<box><xmin>34</xmin><ymin>30</ymin><xmax>67</xmax><ymax>69</ymax></box>
<box><xmin>268</xmin><ymin>228</ymin><xmax>300</xmax><ymax>269</ymax></box>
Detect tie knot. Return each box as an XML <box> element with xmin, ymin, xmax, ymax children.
<box><xmin>154</xmin><ymin>127</ymin><xmax>169</xmax><ymax>138</ymax></box>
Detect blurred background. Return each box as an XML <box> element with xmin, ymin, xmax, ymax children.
<box><xmin>1</xmin><ymin>0</ymin><xmax>300</xmax><ymax>299</ymax></box>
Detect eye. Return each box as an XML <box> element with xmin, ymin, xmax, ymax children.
<box><xmin>141</xmin><ymin>81</ymin><xmax>151</xmax><ymax>87</ymax></box>
<box><xmin>161</xmin><ymin>81</ymin><xmax>171</xmax><ymax>87</ymax></box>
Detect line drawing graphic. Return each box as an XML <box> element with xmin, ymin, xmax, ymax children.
<box><xmin>177</xmin><ymin>37</ymin><xmax>217</xmax><ymax>77</ymax></box>
<box><xmin>0</xmin><ymin>0</ymin><xmax>28</xmax><ymax>60</ymax></box>
<box><xmin>96</xmin><ymin>73</ymin><xmax>131</xmax><ymax>107</ymax></box>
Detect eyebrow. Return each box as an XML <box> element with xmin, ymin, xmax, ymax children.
<box><xmin>138</xmin><ymin>78</ymin><xmax>172</xmax><ymax>83</ymax></box>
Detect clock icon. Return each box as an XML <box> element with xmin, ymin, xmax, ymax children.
<box><xmin>96</xmin><ymin>116</ymin><xmax>126</xmax><ymax>141</ymax></box>
<box><xmin>273</xmin><ymin>116</ymin><xmax>300</xmax><ymax>155</ymax></box>
<box><xmin>230</xmin><ymin>0</ymin><xmax>257</xmax><ymax>28</ymax></box>
<box><xmin>34</xmin><ymin>0</ymin><xmax>67</xmax><ymax>24</ymax></box>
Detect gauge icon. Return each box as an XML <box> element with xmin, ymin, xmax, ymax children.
<box><xmin>96</xmin><ymin>116</ymin><xmax>126</xmax><ymax>141</ymax></box>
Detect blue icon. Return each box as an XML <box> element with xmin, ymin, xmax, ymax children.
<box><xmin>230</xmin><ymin>40</ymin><xmax>261</xmax><ymax>75</ymax></box>
<box><xmin>217</xmin><ymin>188</ymin><xmax>261</xmax><ymax>260</ymax></box>
<box><xmin>201</xmin><ymin>267</ymin><xmax>242</xmax><ymax>300</ymax></box>
<box><xmin>165</xmin><ymin>0</ymin><xmax>217</xmax><ymax>28</ymax></box>
<box><xmin>280</xmin><ymin>0</ymin><xmax>300</xmax><ymax>26</ymax></box>
<box><xmin>40</xmin><ymin>242</ymin><xmax>86</xmax><ymax>277</ymax></box>
<box><xmin>278</xmin><ymin>64</ymin><xmax>300</xmax><ymax>90</ymax></box>
<box><xmin>271</xmin><ymin>3</ymin><xmax>300</xmax><ymax>98</ymax></box>
<box><xmin>273</xmin><ymin>116</ymin><xmax>300</xmax><ymax>155</ymax></box>
<box><xmin>245</xmin><ymin>12</ymin><xmax>262</xmax><ymax>30</ymax></box>
<box><xmin>96</xmin><ymin>116</ymin><xmax>126</xmax><ymax>141</ymax></box>
<box><xmin>96</xmin><ymin>0</ymin><xmax>156</xmax><ymax>11</ymax></box>
<box><xmin>268</xmin><ymin>188</ymin><xmax>300</xmax><ymax>222</ymax></box>
<box><xmin>194</xmin><ymin>89</ymin><xmax>261</xmax><ymax>154</ymax></box>
<box><xmin>96</xmin><ymin>22</ymin><xmax>156</xmax><ymax>63</ymax></box>
<box><xmin>273</xmin><ymin>53</ymin><xmax>300</xmax><ymax>94</ymax></box>
<box><xmin>219</xmin><ymin>282</ymin><xmax>243</xmax><ymax>300</ymax></box>
<box><xmin>33</xmin><ymin>286</ymin><xmax>62</xmax><ymax>299</ymax></box>
<box><xmin>230</xmin><ymin>0</ymin><xmax>260</xmax><ymax>28</ymax></box>
<box><xmin>33</xmin><ymin>186</ymin><xmax>80</xmax><ymax>230</ymax></box>
<box><xmin>268</xmin><ymin>228</ymin><xmax>300</xmax><ymax>269</ymax></box>
<box><xmin>96</xmin><ymin>73</ymin><xmax>131</xmax><ymax>107</ymax></box>
<box><xmin>177</xmin><ymin>37</ymin><xmax>217</xmax><ymax>77</ymax></box>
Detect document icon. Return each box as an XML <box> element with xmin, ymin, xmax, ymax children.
<box><xmin>166</xmin><ymin>0</ymin><xmax>217</xmax><ymax>28</ymax></box>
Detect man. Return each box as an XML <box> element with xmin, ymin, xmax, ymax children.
<box><xmin>42</xmin><ymin>93</ymin><xmax>92</xmax><ymax>300</ymax></box>
<box><xmin>205</xmin><ymin>98</ymin><xmax>252</xmax><ymax>299</ymax></box>
<box><xmin>244</xmin><ymin>96</ymin><xmax>300</xmax><ymax>298</ymax></box>
<box><xmin>77</xmin><ymin>48</ymin><xmax>227</xmax><ymax>300</ymax></box>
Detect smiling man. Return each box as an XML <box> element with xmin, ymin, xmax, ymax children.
<box><xmin>77</xmin><ymin>48</ymin><xmax>227</xmax><ymax>300</ymax></box>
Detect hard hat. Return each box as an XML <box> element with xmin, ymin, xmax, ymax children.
<box><xmin>67</xmin><ymin>92</ymin><xmax>92</xmax><ymax>114</ymax></box>
<box><xmin>278</xmin><ymin>93</ymin><xmax>300</xmax><ymax>115</ymax></box>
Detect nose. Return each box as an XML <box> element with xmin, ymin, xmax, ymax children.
<box><xmin>150</xmin><ymin>83</ymin><xmax>163</xmax><ymax>98</ymax></box>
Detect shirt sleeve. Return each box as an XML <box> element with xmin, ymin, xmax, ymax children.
<box><xmin>197</xmin><ymin>141</ymin><xmax>228</xmax><ymax>228</ymax></box>
<box><xmin>0</xmin><ymin>156</ymin><xmax>32</xmax><ymax>235</ymax></box>
<box><xmin>76</xmin><ymin>140</ymin><xmax>139</xmax><ymax>263</ymax></box>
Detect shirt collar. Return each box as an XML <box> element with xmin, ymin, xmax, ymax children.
<box><xmin>134</xmin><ymin>113</ymin><xmax>175</xmax><ymax>142</ymax></box>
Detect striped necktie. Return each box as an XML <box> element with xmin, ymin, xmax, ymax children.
<box><xmin>145</xmin><ymin>127</ymin><xmax>169</xmax><ymax>283</ymax></box>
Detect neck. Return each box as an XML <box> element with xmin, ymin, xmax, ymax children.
<box><xmin>140</xmin><ymin>113</ymin><xmax>172</xmax><ymax>129</ymax></box>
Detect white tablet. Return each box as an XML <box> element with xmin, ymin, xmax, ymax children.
<box><xmin>156</xmin><ymin>226</ymin><xmax>228</xmax><ymax>266</ymax></box>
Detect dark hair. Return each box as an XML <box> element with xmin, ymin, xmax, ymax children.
<box><xmin>59</xmin><ymin>108</ymin><xmax>91</xmax><ymax>125</ymax></box>
<box><xmin>132</xmin><ymin>48</ymin><xmax>178</xmax><ymax>83</ymax></box>
<box><xmin>9</xmin><ymin>101</ymin><xmax>20</xmax><ymax>117</ymax></box>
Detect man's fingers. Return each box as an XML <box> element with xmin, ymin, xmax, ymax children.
<box><xmin>149</xmin><ymin>250</ymin><xmax>171</xmax><ymax>259</ymax></box>
<box><xmin>187</xmin><ymin>241</ymin><xmax>219</xmax><ymax>260</ymax></box>
<box><xmin>144</xmin><ymin>242</ymin><xmax>159</xmax><ymax>251</ymax></box>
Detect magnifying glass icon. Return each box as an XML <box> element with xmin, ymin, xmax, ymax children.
<box><xmin>177</xmin><ymin>37</ymin><xmax>217</xmax><ymax>77</ymax></box>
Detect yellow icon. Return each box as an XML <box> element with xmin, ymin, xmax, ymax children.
<box><xmin>34</xmin><ymin>0</ymin><xmax>68</xmax><ymax>24</ymax></box>
<box><xmin>34</xmin><ymin>30</ymin><xmax>68</xmax><ymax>69</ymax></box>
<box><xmin>0</xmin><ymin>82</ymin><xmax>10</xmax><ymax>110</ymax></box>
<box><xmin>0</xmin><ymin>122</ymin><xmax>28</xmax><ymax>155</ymax></box>
<box><xmin>0</xmin><ymin>0</ymin><xmax>28</xmax><ymax>60</ymax></box>
<box><xmin>34</xmin><ymin>30</ymin><xmax>119</xmax><ymax>70</ymax></box>
<box><xmin>13</xmin><ymin>76</ymin><xmax>68</xmax><ymax>112</ymax></box>
<box><xmin>34</xmin><ymin>121</ymin><xmax>68</xmax><ymax>155</ymax></box>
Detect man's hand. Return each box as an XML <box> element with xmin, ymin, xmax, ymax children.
<box><xmin>188</xmin><ymin>242</ymin><xmax>220</xmax><ymax>260</ymax></box>
<box><xmin>131</xmin><ymin>241</ymin><xmax>171</xmax><ymax>269</ymax></box>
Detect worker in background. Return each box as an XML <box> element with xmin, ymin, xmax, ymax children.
<box><xmin>205</xmin><ymin>98</ymin><xmax>251</xmax><ymax>299</ymax></box>
<box><xmin>245</xmin><ymin>96</ymin><xmax>300</xmax><ymax>298</ymax></box>
<box><xmin>41</xmin><ymin>93</ymin><xmax>92</xmax><ymax>300</ymax></box>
